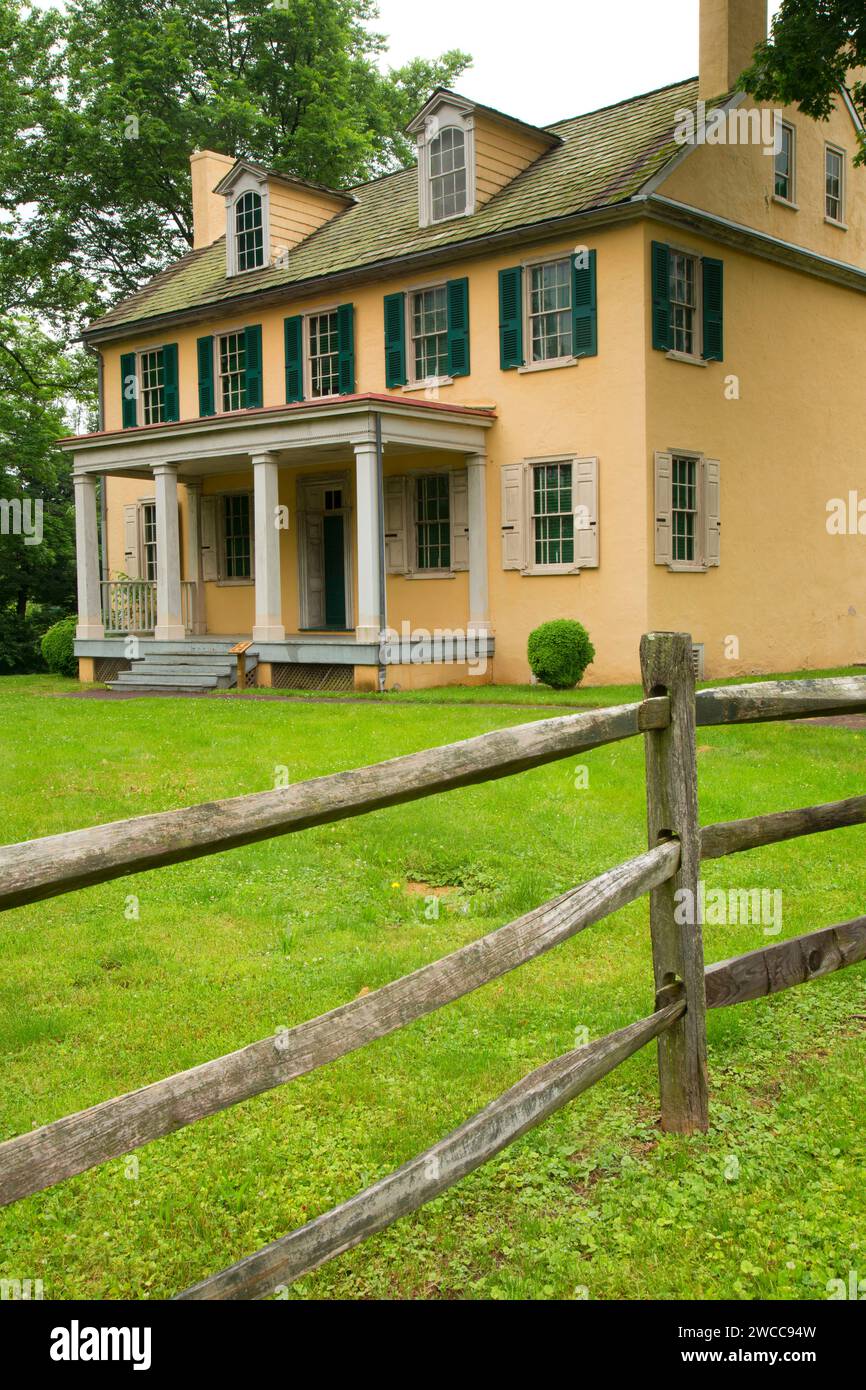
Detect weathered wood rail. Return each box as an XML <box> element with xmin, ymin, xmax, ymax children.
<box><xmin>0</xmin><ymin>634</ymin><xmax>864</xmax><ymax>1300</ymax></box>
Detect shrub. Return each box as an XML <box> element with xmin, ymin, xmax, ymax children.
<box><xmin>527</xmin><ymin>619</ymin><xmax>595</xmax><ymax>690</ymax></box>
<box><xmin>41</xmin><ymin>614</ymin><xmax>78</xmax><ymax>677</ymax></box>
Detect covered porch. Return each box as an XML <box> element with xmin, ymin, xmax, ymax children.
<box><xmin>65</xmin><ymin>394</ymin><xmax>495</xmax><ymax>690</ymax></box>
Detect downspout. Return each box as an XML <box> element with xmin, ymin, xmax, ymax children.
<box><xmin>375</xmin><ymin>412</ymin><xmax>387</xmax><ymax>692</ymax></box>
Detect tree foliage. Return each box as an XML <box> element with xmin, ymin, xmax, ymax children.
<box><xmin>741</xmin><ymin>1</ymin><xmax>866</xmax><ymax>164</ymax></box>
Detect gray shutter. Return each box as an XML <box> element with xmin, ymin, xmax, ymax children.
<box><xmin>654</xmin><ymin>452</ymin><xmax>673</xmax><ymax>566</ymax></box>
<box><xmin>384</xmin><ymin>476</ymin><xmax>409</xmax><ymax>574</ymax></box>
<box><xmin>501</xmin><ymin>463</ymin><xmax>525</xmax><ymax>570</ymax></box>
<box><xmin>703</xmin><ymin>457</ymin><xmax>721</xmax><ymax>566</ymax></box>
<box><xmin>123</xmin><ymin>504</ymin><xmax>140</xmax><ymax>578</ymax></box>
<box><xmin>201</xmin><ymin>495</ymin><xmax>218</xmax><ymax>581</ymax></box>
<box><xmin>573</xmin><ymin>457</ymin><xmax>598</xmax><ymax>568</ymax></box>
<box><xmin>450</xmin><ymin>470</ymin><xmax>469</xmax><ymax>571</ymax></box>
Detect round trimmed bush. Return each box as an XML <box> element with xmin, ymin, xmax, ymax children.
<box><xmin>527</xmin><ymin>619</ymin><xmax>595</xmax><ymax>690</ymax></box>
<box><xmin>41</xmin><ymin>615</ymin><xmax>78</xmax><ymax>678</ymax></box>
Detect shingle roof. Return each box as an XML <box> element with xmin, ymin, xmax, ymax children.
<box><xmin>88</xmin><ymin>77</ymin><xmax>698</xmax><ymax>337</ymax></box>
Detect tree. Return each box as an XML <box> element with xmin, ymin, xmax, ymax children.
<box><xmin>740</xmin><ymin>1</ymin><xmax>866</xmax><ymax>164</ymax></box>
<box><xmin>0</xmin><ymin>318</ymin><xmax>95</xmax><ymax>618</ymax></box>
<box><xmin>1</xmin><ymin>0</ymin><xmax>471</xmax><ymax>326</ymax></box>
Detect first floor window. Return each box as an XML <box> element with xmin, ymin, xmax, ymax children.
<box><xmin>139</xmin><ymin>350</ymin><xmax>166</xmax><ymax>425</ymax></box>
<box><xmin>415</xmin><ymin>474</ymin><xmax>451</xmax><ymax>570</ymax></box>
<box><xmin>218</xmin><ymin>332</ymin><xmax>246</xmax><ymax>411</ymax></box>
<box><xmin>671</xmin><ymin>456</ymin><xmax>698</xmax><ymax>563</ymax></box>
<box><xmin>825</xmin><ymin>146</ymin><xmax>844</xmax><ymax>222</ymax></box>
<box><xmin>235</xmin><ymin>190</ymin><xmax>264</xmax><ymax>272</ymax></box>
<box><xmin>411</xmin><ymin>286</ymin><xmax>448</xmax><ymax>380</ymax></box>
<box><xmin>532</xmin><ymin>461</ymin><xmax>573</xmax><ymax>566</ymax></box>
<box><xmin>670</xmin><ymin>251</ymin><xmax>697</xmax><ymax>356</ymax></box>
<box><xmin>308</xmin><ymin>311</ymin><xmax>340</xmax><ymax>397</ymax></box>
<box><xmin>775</xmin><ymin>122</ymin><xmax>794</xmax><ymax>201</ymax></box>
<box><xmin>141</xmin><ymin>501</ymin><xmax>157</xmax><ymax>580</ymax></box>
<box><xmin>528</xmin><ymin>259</ymin><xmax>571</xmax><ymax>362</ymax></box>
<box><xmin>223</xmin><ymin>494</ymin><xmax>252</xmax><ymax>579</ymax></box>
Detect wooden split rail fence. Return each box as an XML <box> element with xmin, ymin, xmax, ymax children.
<box><xmin>1</xmin><ymin>632</ymin><xmax>865</xmax><ymax>1299</ymax></box>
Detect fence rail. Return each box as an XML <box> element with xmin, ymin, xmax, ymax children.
<box><xmin>1</xmin><ymin>633</ymin><xmax>864</xmax><ymax>1298</ymax></box>
<box><xmin>100</xmin><ymin>579</ymin><xmax>196</xmax><ymax>635</ymax></box>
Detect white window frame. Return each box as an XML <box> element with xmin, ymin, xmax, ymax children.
<box><xmin>414</xmin><ymin>99</ymin><xmax>476</xmax><ymax>229</ymax></box>
<box><xmin>520</xmin><ymin>254</ymin><xmax>577</xmax><ymax>371</ymax></box>
<box><xmin>140</xmin><ymin>498</ymin><xmax>157</xmax><ymax>581</ymax></box>
<box><xmin>136</xmin><ymin>347</ymin><xmax>167</xmax><ymax>425</ymax></box>
<box><xmin>404</xmin><ymin>280</ymin><xmax>453</xmax><ymax>389</ymax></box>
<box><xmin>304</xmin><ymin>305</ymin><xmax>342</xmax><ymax>401</ymax></box>
<box><xmin>825</xmin><ymin>143</ymin><xmax>846</xmax><ymax>227</ymax></box>
<box><xmin>668</xmin><ymin>452</ymin><xmax>702</xmax><ymax>571</ymax></box>
<box><xmin>668</xmin><ymin>248</ymin><xmax>702</xmax><ymax>361</ymax></box>
<box><xmin>214</xmin><ymin>329</ymin><xmax>248</xmax><ymax>413</ymax></box>
<box><xmin>225</xmin><ymin>169</ymin><xmax>270</xmax><ymax>277</ymax></box>
<box><xmin>216</xmin><ymin>489</ymin><xmax>255</xmax><ymax>586</ymax></box>
<box><xmin>413</xmin><ymin>472</ymin><xmax>453</xmax><ymax>575</ymax></box>
<box><xmin>525</xmin><ymin>455</ymin><xmax>581</xmax><ymax>575</ymax></box>
<box><xmin>773</xmin><ymin>121</ymin><xmax>797</xmax><ymax>208</ymax></box>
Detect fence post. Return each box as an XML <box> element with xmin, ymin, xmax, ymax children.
<box><xmin>640</xmin><ymin>631</ymin><xmax>708</xmax><ymax>1133</ymax></box>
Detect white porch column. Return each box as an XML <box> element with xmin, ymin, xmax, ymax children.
<box><xmin>74</xmin><ymin>471</ymin><xmax>104</xmax><ymax>639</ymax></box>
<box><xmin>466</xmin><ymin>454</ymin><xmax>490</xmax><ymax>634</ymax></box>
<box><xmin>153</xmin><ymin>462</ymin><xmax>185</xmax><ymax>640</ymax></box>
<box><xmin>184</xmin><ymin>480</ymin><xmax>206</xmax><ymax>635</ymax></box>
<box><xmin>353</xmin><ymin>439</ymin><xmax>383</xmax><ymax>645</ymax></box>
<box><xmin>252</xmin><ymin>451</ymin><xmax>285</xmax><ymax>642</ymax></box>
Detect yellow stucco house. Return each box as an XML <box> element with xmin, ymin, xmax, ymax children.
<box><xmin>65</xmin><ymin>0</ymin><xmax>866</xmax><ymax>692</ymax></box>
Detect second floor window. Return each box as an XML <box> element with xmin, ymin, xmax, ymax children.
<box><xmin>139</xmin><ymin>349</ymin><xmax>166</xmax><ymax>425</ymax></box>
<box><xmin>774</xmin><ymin>123</ymin><xmax>795</xmax><ymax>202</ymax></box>
<box><xmin>308</xmin><ymin>311</ymin><xmax>341</xmax><ymax>397</ymax></box>
<box><xmin>429</xmin><ymin>127</ymin><xmax>467</xmax><ymax>222</ymax></box>
<box><xmin>416</xmin><ymin>474</ymin><xmax>451</xmax><ymax>570</ymax></box>
<box><xmin>670</xmin><ymin>251</ymin><xmax>697</xmax><ymax>356</ymax></box>
<box><xmin>528</xmin><ymin>259</ymin><xmax>572</xmax><ymax>363</ymax></box>
<box><xmin>218</xmin><ymin>331</ymin><xmax>247</xmax><ymax>411</ymax></box>
<box><xmin>235</xmin><ymin>190</ymin><xmax>264</xmax><ymax>271</ymax></box>
<box><xmin>825</xmin><ymin>146</ymin><xmax>844</xmax><ymax>223</ymax></box>
<box><xmin>411</xmin><ymin>287</ymin><xmax>449</xmax><ymax>380</ymax></box>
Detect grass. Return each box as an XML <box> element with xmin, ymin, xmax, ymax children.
<box><xmin>0</xmin><ymin>672</ymin><xmax>864</xmax><ymax>1301</ymax></box>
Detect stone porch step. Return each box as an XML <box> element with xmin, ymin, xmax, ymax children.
<box><xmin>110</xmin><ymin>672</ymin><xmax>222</xmax><ymax>689</ymax></box>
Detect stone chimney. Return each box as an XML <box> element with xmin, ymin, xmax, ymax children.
<box><xmin>699</xmin><ymin>0</ymin><xmax>768</xmax><ymax>100</ymax></box>
<box><xmin>190</xmin><ymin>150</ymin><xmax>236</xmax><ymax>250</ymax></box>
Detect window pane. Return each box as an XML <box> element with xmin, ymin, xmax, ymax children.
<box><xmin>670</xmin><ymin>252</ymin><xmax>697</xmax><ymax>355</ymax></box>
<box><xmin>139</xmin><ymin>349</ymin><xmax>165</xmax><ymax>425</ymax></box>
<box><xmin>415</xmin><ymin>474</ymin><xmax>451</xmax><ymax>569</ymax></box>
<box><xmin>532</xmin><ymin>461</ymin><xmax>574</xmax><ymax>565</ymax></box>
<box><xmin>218</xmin><ymin>332</ymin><xmax>247</xmax><ymax>411</ymax></box>
<box><xmin>142</xmin><ymin>502</ymin><xmax>157</xmax><ymax>581</ymax></box>
<box><xmin>826</xmin><ymin>149</ymin><xmax>843</xmax><ymax>220</ymax></box>
<box><xmin>236</xmin><ymin>191</ymin><xmax>264</xmax><ymax>271</ymax></box>
<box><xmin>411</xmin><ymin>286</ymin><xmax>449</xmax><ymax>379</ymax></box>
<box><xmin>671</xmin><ymin>456</ymin><xmax>697</xmax><ymax>563</ymax></box>
<box><xmin>309</xmin><ymin>311</ymin><xmax>340</xmax><ymax>397</ymax></box>
<box><xmin>775</xmin><ymin>125</ymin><xmax>792</xmax><ymax>199</ymax></box>
<box><xmin>223</xmin><ymin>494</ymin><xmax>252</xmax><ymax>578</ymax></box>
<box><xmin>429</xmin><ymin>127</ymin><xmax>466</xmax><ymax>221</ymax></box>
<box><xmin>528</xmin><ymin>260</ymin><xmax>572</xmax><ymax>361</ymax></box>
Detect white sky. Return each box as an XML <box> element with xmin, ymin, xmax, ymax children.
<box><xmin>372</xmin><ymin>0</ymin><xmax>783</xmax><ymax>127</ymax></box>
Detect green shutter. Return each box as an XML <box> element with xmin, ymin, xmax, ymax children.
<box><xmin>284</xmin><ymin>316</ymin><xmax>303</xmax><ymax>403</ymax></box>
<box><xmin>498</xmin><ymin>266</ymin><xmax>523</xmax><ymax>369</ymax></box>
<box><xmin>197</xmin><ymin>336</ymin><xmax>215</xmax><ymax>417</ymax></box>
<box><xmin>572</xmin><ymin>250</ymin><xmax>597</xmax><ymax>358</ymax></box>
<box><xmin>244</xmin><ymin>324</ymin><xmax>262</xmax><ymax>408</ymax></box>
<box><xmin>446</xmin><ymin>277</ymin><xmax>470</xmax><ymax>378</ymax></box>
<box><xmin>384</xmin><ymin>292</ymin><xmax>406</xmax><ymax>388</ymax></box>
<box><xmin>162</xmin><ymin>343</ymin><xmax>179</xmax><ymax>422</ymax></box>
<box><xmin>701</xmin><ymin>257</ymin><xmax>724</xmax><ymax>361</ymax></box>
<box><xmin>337</xmin><ymin>303</ymin><xmax>355</xmax><ymax>395</ymax></box>
<box><xmin>651</xmin><ymin>242</ymin><xmax>672</xmax><ymax>352</ymax></box>
<box><xmin>120</xmin><ymin>352</ymin><xmax>137</xmax><ymax>428</ymax></box>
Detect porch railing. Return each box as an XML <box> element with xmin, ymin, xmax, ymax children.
<box><xmin>101</xmin><ymin>580</ymin><xmax>196</xmax><ymax>634</ymax></box>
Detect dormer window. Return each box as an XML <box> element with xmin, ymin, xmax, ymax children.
<box><xmin>235</xmin><ymin>190</ymin><xmax>264</xmax><ymax>271</ymax></box>
<box><xmin>429</xmin><ymin>127</ymin><xmax>467</xmax><ymax>222</ymax></box>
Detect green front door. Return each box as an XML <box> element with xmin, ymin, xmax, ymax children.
<box><xmin>323</xmin><ymin>513</ymin><xmax>346</xmax><ymax>629</ymax></box>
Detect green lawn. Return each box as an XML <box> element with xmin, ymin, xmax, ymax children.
<box><xmin>0</xmin><ymin>673</ymin><xmax>864</xmax><ymax>1301</ymax></box>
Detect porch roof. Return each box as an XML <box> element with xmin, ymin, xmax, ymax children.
<box><xmin>62</xmin><ymin>392</ymin><xmax>496</xmax><ymax>477</ymax></box>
